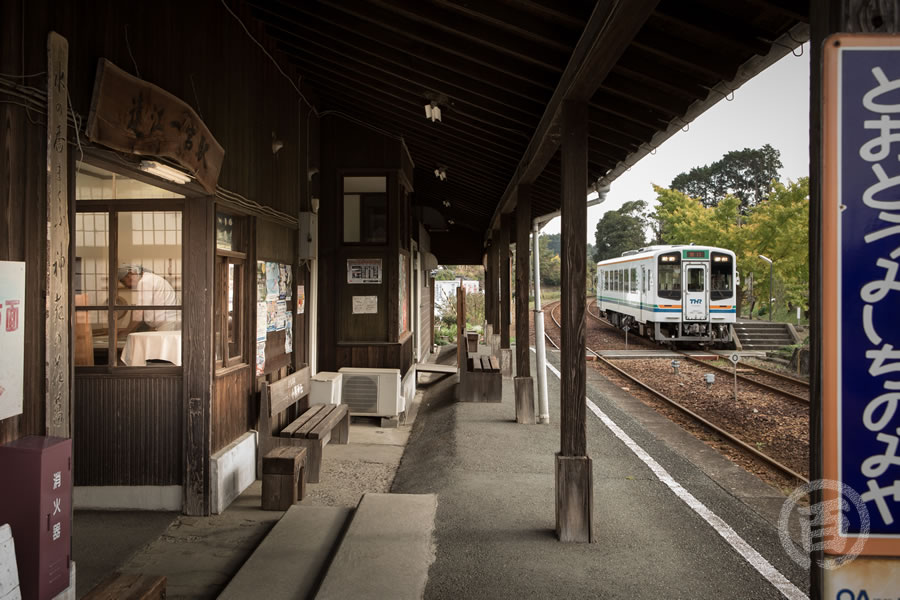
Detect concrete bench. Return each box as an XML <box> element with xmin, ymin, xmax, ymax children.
<box><xmin>82</xmin><ymin>573</ymin><xmax>165</xmax><ymax>600</ymax></box>
<box><xmin>259</xmin><ymin>368</ymin><xmax>350</xmax><ymax>483</ymax></box>
<box><xmin>458</xmin><ymin>351</ymin><xmax>502</xmax><ymax>402</ymax></box>
<box><xmin>316</xmin><ymin>493</ymin><xmax>437</xmax><ymax>600</ymax></box>
<box><xmin>217</xmin><ymin>506</ymin><xmax>351</xmax><ymax>600</ymax></box>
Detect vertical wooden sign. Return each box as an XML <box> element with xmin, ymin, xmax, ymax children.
<box><xmin>46</xmin><ymin>32</ymin><xmax>69</xmax><ymax>437</ymax></box>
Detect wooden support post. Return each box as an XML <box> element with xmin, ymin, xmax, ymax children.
<box><xmin>557</xmin><ymin>99</ymin><xmax>591</xmax><ymax>542</ymax></box>
<box><xmin>46</xmin><ymin>33</ymin><xmax>70</xmax><ymax>437</ymax></box>
<box><xmin>499</xmin><ymin>215</ymin><xmax>512</xmax><ymax>378</ymax></box>
<box><xmin>456</xmin><ymin>286</ymin><xmax>466</xmax><ymax>369</ymax></box>
<box><xmin>514</xmin><ymin>185</ymin><xmax>534</xmax><ymax>423</ymax></box>
<box><xmin>183</xmin><ymin>197</ymin><xmax>215</xmax><ymax>516</ymax></box>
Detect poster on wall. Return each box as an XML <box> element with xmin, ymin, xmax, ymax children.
<box><xmin>284</xmin><ymin>315</ymin><xmax>293</xmax><ymax>353</ymax></box>
<box><xmin>256</xmin><ymin>262</ymin><xmax>267</xmax><ymax>302</ymax></box>
<box><xmin>256</xmin><ymin>302</ymin><xmax>267</xmax><ymax>342</ymax></box>
<box><xmin>266</xmin><ymin>300</ymin><xmax>278</xmax><ymax>332</ymax></box>
<box><xmin>265</xmin><ymin>261</ymin><xmax>279</xmax><ymax>300</ymax></box>
<box><xmin>0</xmin><ymin>261</ymin><xmax>25</xmax><ymax>421</ymax></box>
<box><xmin>352</xmin><ymin>295</ymin><xmax>378</xmax><ymax>314</ymax></box>
<box><xmin>284</xmin><ymin>266</ymin><xmax>292</xmax><ymax>300</ymax></box>
<box><xmin>275</xmin><ymin>300</ymin><xmax>287</xmax><ymax>331</ymax></box>
<box><xmin>347</xmin><ymin>258</ymin><xmax>382</xmax><ymax>284</ymax></box>
<box><xmin>255</xmin><ymin>341</ymin><xmax>266</xmax><ymax>376</ymax></box>
<box><xmin>297</xmin><ymin>285</ymin><xmax>305</xmax><ymax>314</ymax></box>
<box><xmin>399</xmin><ymin>253</ymin><xmax>409</xmax><ymax>336</ymax></box>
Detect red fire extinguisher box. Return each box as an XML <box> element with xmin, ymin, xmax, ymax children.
<box><xmin>0</xmin><ymin>436</ymin><xmax>72</xmax><ymax>600</ymax></box>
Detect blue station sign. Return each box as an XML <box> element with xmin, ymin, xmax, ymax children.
<box><xmin>824</xmin><ymin>34</ymin><xmax>900</xmax><ymax>557</ymax></box>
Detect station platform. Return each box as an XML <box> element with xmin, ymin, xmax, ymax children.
<box><xmin>71</xmin><ymin>345</ymin><xmax>809</xmax><ymax>599</ymax></box>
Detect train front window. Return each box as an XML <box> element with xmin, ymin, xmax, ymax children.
<box><xmin>657</xmin><ymin>253</ymin><xmax>680</xmax><ymax>300</ymax></box>
<box><xmin>711</xmin><ymin>252</ymin><xmax>733</xmax><ymax>300</ymax></box>
<box><xmin>687</xmin><ymin>267</ymin><xmax>704</xmax><ymax>292</ymax></box>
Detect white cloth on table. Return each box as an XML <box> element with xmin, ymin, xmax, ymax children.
<box><xmin>121</xmin><ymin>331</ymin><xmax>182</xmax><ymax>366</ymax></box>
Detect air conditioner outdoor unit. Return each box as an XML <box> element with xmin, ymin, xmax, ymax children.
<box><xmin>338</xmin><ymin>367</ymin><xmax>403</xmax><ymax>417</ymax></box>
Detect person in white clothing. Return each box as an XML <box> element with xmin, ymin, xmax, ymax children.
<box><xmin>118</xmin><ymin>265</ymin><xmax>180</xmax><ymax>331</ymax></box>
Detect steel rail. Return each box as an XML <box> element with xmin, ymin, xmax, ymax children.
<box><xmin>676</xmin><ymin>353</ymin><xmax>809</xmax><ymax>405</ymax></box>
<box><xmin>737</xmin><ymin>360</ymin><xmax>809</xmax><ymax>388</ymax></box>
<box><xmin>546</xmin><ymin>298</ymin><xmax>808</xmax><ymax>484</ymax></box>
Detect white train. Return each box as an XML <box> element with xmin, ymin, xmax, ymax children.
<box><xmin>596</xmin><ymin>245</ymin><xmax>737</xmax><ymax>345</ymax></box>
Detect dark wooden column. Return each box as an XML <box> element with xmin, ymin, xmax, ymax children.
<box><xmin>183</xmin><ymin>197</ymin><xmax>215</xmax><ymax>515</ymax></box>
<box><xmin>514</xmin><ymin>186</ymin><xmax>535</xmax><ymax>424</ymax></box>
<box><xmin>499</xmin><ymin>215</ymin><xmax>512</xmax><ymax>350</ymax></box>
<box><xmin>486</xmin><ymin>232</ymin><xmax>500</xmax><ymax>338</ymax></box>
<box><xmin>556</xmin><ymin>99</ymin><xmax>591</xmax><ymax>542</ymax></box>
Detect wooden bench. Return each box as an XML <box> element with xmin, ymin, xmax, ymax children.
<box><xmin>458</xmin><ymin>351</ymin><xmax>502</xmax><ymax>402</ymax></box>
<box><xmin>262</xmin><ymin>446</ymin><xmax>308</xmax><ymax>510</ymax></box>
<box><xmin>82</xmin><ymin>573</ymin><xmax>166</xmax><ymax>600</ymax></box>
<box><xmin>259</xmin><ymin>367</ymin><xmax>350</xmax><ymax>484</ymax></box>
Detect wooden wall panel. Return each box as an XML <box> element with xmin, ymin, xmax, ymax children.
<box><xmin>73</xmin><ymin>374</ymin><xmax>183</xmax><ymax>486</ymax></box>
<box><xmin>0</xmin><ymin>0</ymin><xmax>47</xmax><ymax>445</ymax></box>
<box><xmin>334</xmin><ymin>337</ymin><xmax>413</xmax><ymax>377</ymax></box>
<box><xmin>212</xmin><ymin>365</ymin><xmax>253</xmax><ymax>455</ymax></box>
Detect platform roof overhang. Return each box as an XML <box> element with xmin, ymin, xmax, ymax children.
<box><xmin>247</xmin><ymin>0</ymin><xmax>809</xmax><ymax>264</ymax></box>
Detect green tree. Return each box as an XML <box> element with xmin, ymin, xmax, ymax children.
<box><xmin>538</xmin><ymin>234</ymin><xmax>560</xmax><ymax>286</ymax></box>
<box><xmin>543</xmin><ymin>233</ymin><xmax>561</xmax><ymax>256</ymax></box>
<box><xmin>593</xmin><ymin>200</ymin><xmax>648</xmax><ymax>261</ymax></box>
<box><xmin>670</xmin><ymin>144</ymin><xmax>783</xmax><ymax>211</ymax></box>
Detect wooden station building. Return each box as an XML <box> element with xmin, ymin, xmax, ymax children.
<box><xmin>0</xmin><ymin>0</ymin><xmax>845</xmax><ymax>546</ymax></box>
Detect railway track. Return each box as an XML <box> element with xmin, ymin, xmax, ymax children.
<box><xmin>586</xmin><ymin>299</ymin><xmax>808</xmax><ymax>404</ymax></box>
<box><xmin>542</xmin><ymin>299</ymin><xmax>808</xmax><ymax>484</ymax></box>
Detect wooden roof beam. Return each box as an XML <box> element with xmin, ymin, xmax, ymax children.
<box><xmin>488</xmin><ymin>0</ymin><xmax>661</xmax><ymax>235</ymax></box>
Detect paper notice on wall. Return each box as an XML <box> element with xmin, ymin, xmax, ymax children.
<box><xmin>284</xmin><ymin>265</ymin><xmax>292</xmax><ymax>300</ymax></box>
<box><xmin>297</xmin><ymin>285</ymin><xmax>305</xmax><ymax>314</ymax></box>
<box><xmin>0</xmin><ymin>261</ymin><xmax>25</xmax><ymax>421</ymax></box>
<box><xmin>256</xmin><ymin>302</ymin><xmax>267</xmax><ymax>342</ymax></box>
<box><xmin>352</xmin><ymin>295</ymin><xmax>378</xmax><ymax>314</ymax></box>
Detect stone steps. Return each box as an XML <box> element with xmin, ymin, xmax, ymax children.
<box><xmin>732</xmin><ymin>322</ymin><xmax>796</xmax><ymax>351</ymax></box>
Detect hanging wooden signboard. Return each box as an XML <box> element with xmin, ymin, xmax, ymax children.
<box><xmin>85</xmin><ymin>59</ymin><xmax>224</xmax><ymax>194</ymax></box>
<box><xmin>46</xmin><ymin>32</ymin><xmax>69</xmax><ymax>436</ymax></box>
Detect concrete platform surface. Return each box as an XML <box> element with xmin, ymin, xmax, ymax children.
<box><xmin>316</xmin><ymin>493</ymin><xmax>438</xmax><ymax>600</ymax></box>
<box><xmin>218</xmin><ymin>505</ymin><xmax>351</xmax><ymax>600</ymax></box>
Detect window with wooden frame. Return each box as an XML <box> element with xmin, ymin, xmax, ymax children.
<box><xmin>215</xmin><ymin>212</ymin><xmax>248</xmax><ymax>368</ymax></box>
<box><xmin>342</xmin><ymin>175</ymin><xmax>387</xmax><ymax>244</ymax></box>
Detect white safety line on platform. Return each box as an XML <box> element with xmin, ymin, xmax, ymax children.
<box><xmin>532</xmin><ymin>348</ymin><xmax>807</xmax><ymax>600</ymax></box>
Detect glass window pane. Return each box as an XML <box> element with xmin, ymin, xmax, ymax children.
<box><xmin>343</xmin><ymin>176</ymin><xmax>387</xmax><ymax>244</ymax></box>
<box><xmin>118</xmin><ymin>310</ymin><xmax>182</xmax><ymax>366</ymax></box>
<box><xmin>688</xmin><ymin>268</ymin><xmax>704</xmax><ymax>292</ymax></box>
<box><xmin>75</xmin><ymin>211</ymin><xmax>109</xmax><ymax>305</ymax></box>
<box><xmin>117</xmin><ymin>211</ymin><xmax>182</xmax><ymax>331</ymax></box>
<box><xmin>74</xmin><ymin>309</ymin><xmax>108</xmax><ymax>366</ymax></box>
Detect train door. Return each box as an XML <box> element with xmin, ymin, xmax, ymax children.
<box><xmin>682</xmin><ymin>263</ymin><xmax>708</xmax><ymax>321</ymax></box>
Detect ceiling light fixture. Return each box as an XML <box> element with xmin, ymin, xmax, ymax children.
<box><xmin>424</xmin><ymin>102</ymin><xmax>442</xmax><ymax>122</ymax></box>
<box><xmin>434</xmin><ymin>167</ymin><xmax>447</xmax><ymax>181</ymax></box>
<box><xmin>139</xmin><ymin>160</ymin><xmax>191</xmax><ymax>184</ymax></box>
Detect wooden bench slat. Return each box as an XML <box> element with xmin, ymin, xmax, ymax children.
<box><xmin>280</xmin><ymin>404</ymin><xmax>326</xmax><ymax>438</ymax></box>
<box><xmin>291</xmin><ymin>405</ymin><xmax>334</xmax><ymax>438</ymax></box>
<box><xmin>488</xmin><ymin>356</ymin><xmax>500</xmax><ymax>372</ymax></box>
<box><xmin>308</xmin><ymin>405</ymin><xmax>349</xmax><ymax>440</ymax></box>
<box><xmin>267</xmin><ymin>367</ymin><xmax>312</xmax><ymax>417</ymax></box>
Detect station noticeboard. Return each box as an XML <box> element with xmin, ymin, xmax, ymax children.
<box><xmin>823</xmin><ymin>32</ymin><xmax>900</xmax><ymax>582</ymax></box>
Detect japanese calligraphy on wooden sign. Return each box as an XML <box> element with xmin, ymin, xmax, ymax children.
<box><xmin>85</xmin><ymin>59</ymin><xmax>224</xmax><ymax>194</ymax></box>
<box><xmin>0</xmin><ymin>262</ymin><xmax>25</xmax><ymax>421</ymax></box>
<box><xmin>823</xmin><ymin>34</ymin><xmax>900</xmax><ymax>559</ymax></box>
<box><xmin>46</xmin><ymin>32</ymin><xmax>69</xmax><ymax>436</ymax></box>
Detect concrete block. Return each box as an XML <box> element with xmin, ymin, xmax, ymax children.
<box><xmin>317</xmin><ymin>493</ymin><xmax>437</xmax><ymax>600</ymax></box>
<box><xmin>0</xmin><ymin>524</ymin><xmax>20</xmax><ymax>600</ymax></box>
<box><xmin>218</xmin><ymin>506</ymin><xmax>351</xmax><ymax>600</ymax></box>
<box><xmin>211</xmin><ymin>431</ymin><xmax>258</xmax><ymax>514</ymax></box>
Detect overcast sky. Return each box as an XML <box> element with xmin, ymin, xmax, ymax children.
<box><xmin>540</xmin><ymin>44</ymin><xmax>811</xmax><ymax>237</ymax></box>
